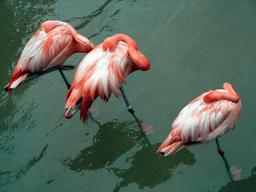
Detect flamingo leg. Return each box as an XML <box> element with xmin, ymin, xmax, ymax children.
<box><xmin>4</xmin><ymin>67</ymin><xmax>75</xmax><ymax>91</ymax></box>
<box><xmin>215</xmin><ymin>138</ymin><xmax>234</xmax><ymax>181</ymax></box>
<box><xmin>65</xmin><ymin>87</ymin><xmax>142</xmax><ymax>125</ymax></box>
<box><xmin>5</xmin><ymin>66</ymin><xmax>95</xmax><ymax>119</ymax></box>
<box><xmin>58</xmin><ymin>69</ymin><xmax>71</xmax><ymax>89</ymax></box>
<box><xmin>119</xmin><ymin>86</ymin><xmax>145</xmax><ymax>136</ymax></box>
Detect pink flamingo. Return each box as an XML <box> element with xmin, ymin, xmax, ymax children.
<box><xmin>157</xmin><ymin>82</ymin><xmax>242</xmax><ymax>180</ymax></box>
<box><xmin>64</xmin><ymin>34</ymin><xmax>151</xmax><ymax>132</ymax></box>
<box><xmin>4</xmin><ymin>20</ymin><xmax>95</xmax><ymax>93</ymax></box>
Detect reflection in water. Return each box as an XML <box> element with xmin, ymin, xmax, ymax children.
<box><xmin>219</xmin><ymin>166</ymin><xmax>256</xmax><ymax>192</ymax></box>
<box><xmin>69</xmin><ymin>0</ymin><xmax>113</xmax><ymax>35</ymax></box>
<box><xmin>5</xmin><ymin>0</ymin><xmax>57</xmax><ymax>39</ymax></box>
<box><xmin>65</xmin><ymin>119</ymin><xmax>196</xmax><ymax>191</ymax></box>
<box><xmin>16</xmin><ymin>144</ymin><xmax>48</xmax><ymax>179</ymax></box>
<box><xmin>64</xmin><ymin>0</ymin><xmax>120</xmax><ymax>41</ymax></box>
<box><xmin>0</xmin><ymin>170</ymin><xmax>12</xmax><ymax>188</ymax></box>
<box><xmin>0</xmin><ymin>144</ymin><xmax>48</xmax><ymax>187</ymax></box>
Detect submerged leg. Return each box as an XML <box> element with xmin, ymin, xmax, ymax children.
<box><xmin>58</xmin><ymin>69</ymin><xmax>71</xmax><ymax>89</ymax></box>
<box><xmin>215</xmin><ymin>138</ymin><xmax>233</xmax><ymax>181</ymax></box>
<box><xmin>119</xmin><ymin>86</ymin><xmax>145</xmax><ymax>136</ymax></box>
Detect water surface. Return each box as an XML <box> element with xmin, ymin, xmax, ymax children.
<box><xmin>1</xmin><ymin>0</ymin><xmax>256</xmax><ymax>191</ymax></box>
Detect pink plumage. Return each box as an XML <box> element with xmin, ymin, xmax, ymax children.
<box><xmin>157</xmin><ymin>83</ymin><xmax>242</xmax><ymax>156</ymax></box>
<box><xmin>5</xmin><ymin>20</ymin><xmax>95</xmax><ymax>94</ymax></box>
<box><xmin>65</xmin><ymin>34</ymin><xmax>150</xmax><ymax>123</ymax></box>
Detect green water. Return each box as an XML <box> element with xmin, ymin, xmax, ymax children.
<box><xmin>1</xmin><ymin>0</ymin><xmax>256</xmax><ymax>191</ymax></box>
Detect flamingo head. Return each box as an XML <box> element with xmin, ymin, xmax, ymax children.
<box><xmin>65</xmin><ymin>106</ymin><xmax>80</xmax><ymax>119</ymax></box>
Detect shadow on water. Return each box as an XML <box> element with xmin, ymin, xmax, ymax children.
<box><xmin>65</xmin><ymin>119</ymin><xmax>144</xmax><ymax>172</ymax></box>
<box><xmin>111</xmin><ymin>145</ymin><xmax>195</xmax><ymax>191</ymax></box>
<box><xmin>65</xmin><ymin>119</ymin><xmax>196</xmax><ymax>191</ymax></box>
<box><xmin>219</xmin><ymin>166</ymin><xmax>256</xmax><ymax>192</ymax></box>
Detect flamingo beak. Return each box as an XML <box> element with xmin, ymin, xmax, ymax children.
<box><xmin>65</xmin><ymin>106</ymin><xmax>80</xmax><ymax>119</ymax></box>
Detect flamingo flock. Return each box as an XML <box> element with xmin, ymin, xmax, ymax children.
<box><xmin>4</xmin><ymin>20</ymin><xmax>242</xmax><ymax>181</ymax></box>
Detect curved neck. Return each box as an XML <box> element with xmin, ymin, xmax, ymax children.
<box><xmin>223</xmin><ymin>82</ymin><xmax>239</xmax><ymax>96</ymax></box>
<box><xmin>102</xmin><ymin>34</ymin><xmax>137</xmax><ymax>52</ymax></box>
<box><xmin>41</xmin><ymin>20</ymin><xmax>70</xmax><ymax>33</ymax></box>
<box><xmin>203</xmin><ymin>83</ymin><xmax>240</xmax><ymax>103</ymax></box>
<box><xmin>102</xmin><ymin>34</ymin><xmax>150</xmax><ymax>71</ymax></box>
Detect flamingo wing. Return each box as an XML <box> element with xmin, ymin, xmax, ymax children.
<box><xmin>65</xmin><ymin>42</ymin><xmax>132</xmax><ymax>123</ymax></box>
<box><xmin>173</xmin><ymin>93</ymin><xmax>237</xmax><ymax>143</ymax></box>
<box><xmin>17</xmin><ymin>26</ymin><xmax>73</xmax><ymax>73</ymax></box>
<box><xmin>158</xmin><ymin>89</ymin><xmax>241</xmax><ymax>156</ymax></box>
<box><xmin>81</xmin><ymin>43</ymin><xmax>131</xmax><ymax>101</ymax></box>
<box><xmin>7</xmin><ymin>26</ymin><xmax>73</xmax><ymax>93</ymax></box>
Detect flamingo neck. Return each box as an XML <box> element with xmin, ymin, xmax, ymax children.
<box><xmin>74</xmin><ymin>41</ymin><xmax>91</xmax><ymax>53</ymax></box>
<box><xmin>102</xmin><ymin>34</ymin><xmax>137</xmax><ymax>52</ymax></box>
<box><xmin>223</xmin><ymin>82</ymin><xmax>239</xmax><ymax>96</ymax></box>
<box><xmin>40</xmin><ymin>20</ymin><xmax>67</xmax><ymax>33</ymax></box>
<box><xmin>203</xmin><ymin>83</ymin><xmax>240</xmax><ymax>103</ymax></box>
<box><xmin>102</xmin><ymin>34</ymin><xmax>150</xmax><ymax>71</ymax></box>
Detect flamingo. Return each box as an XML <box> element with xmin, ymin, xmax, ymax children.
<box><xmin>4</xmin><ymin>20</ymin><xmax>95</xmax><ymax>93</ymax></box>
<box><xmin>157</xmin><ymin>82</ymin><xmax>242</xmax><ymax>180</ymax></box>
<box><xmin>64</xmin><ymin>34</ymin><xmax>151</xmax><ymax>128</ymax></box>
